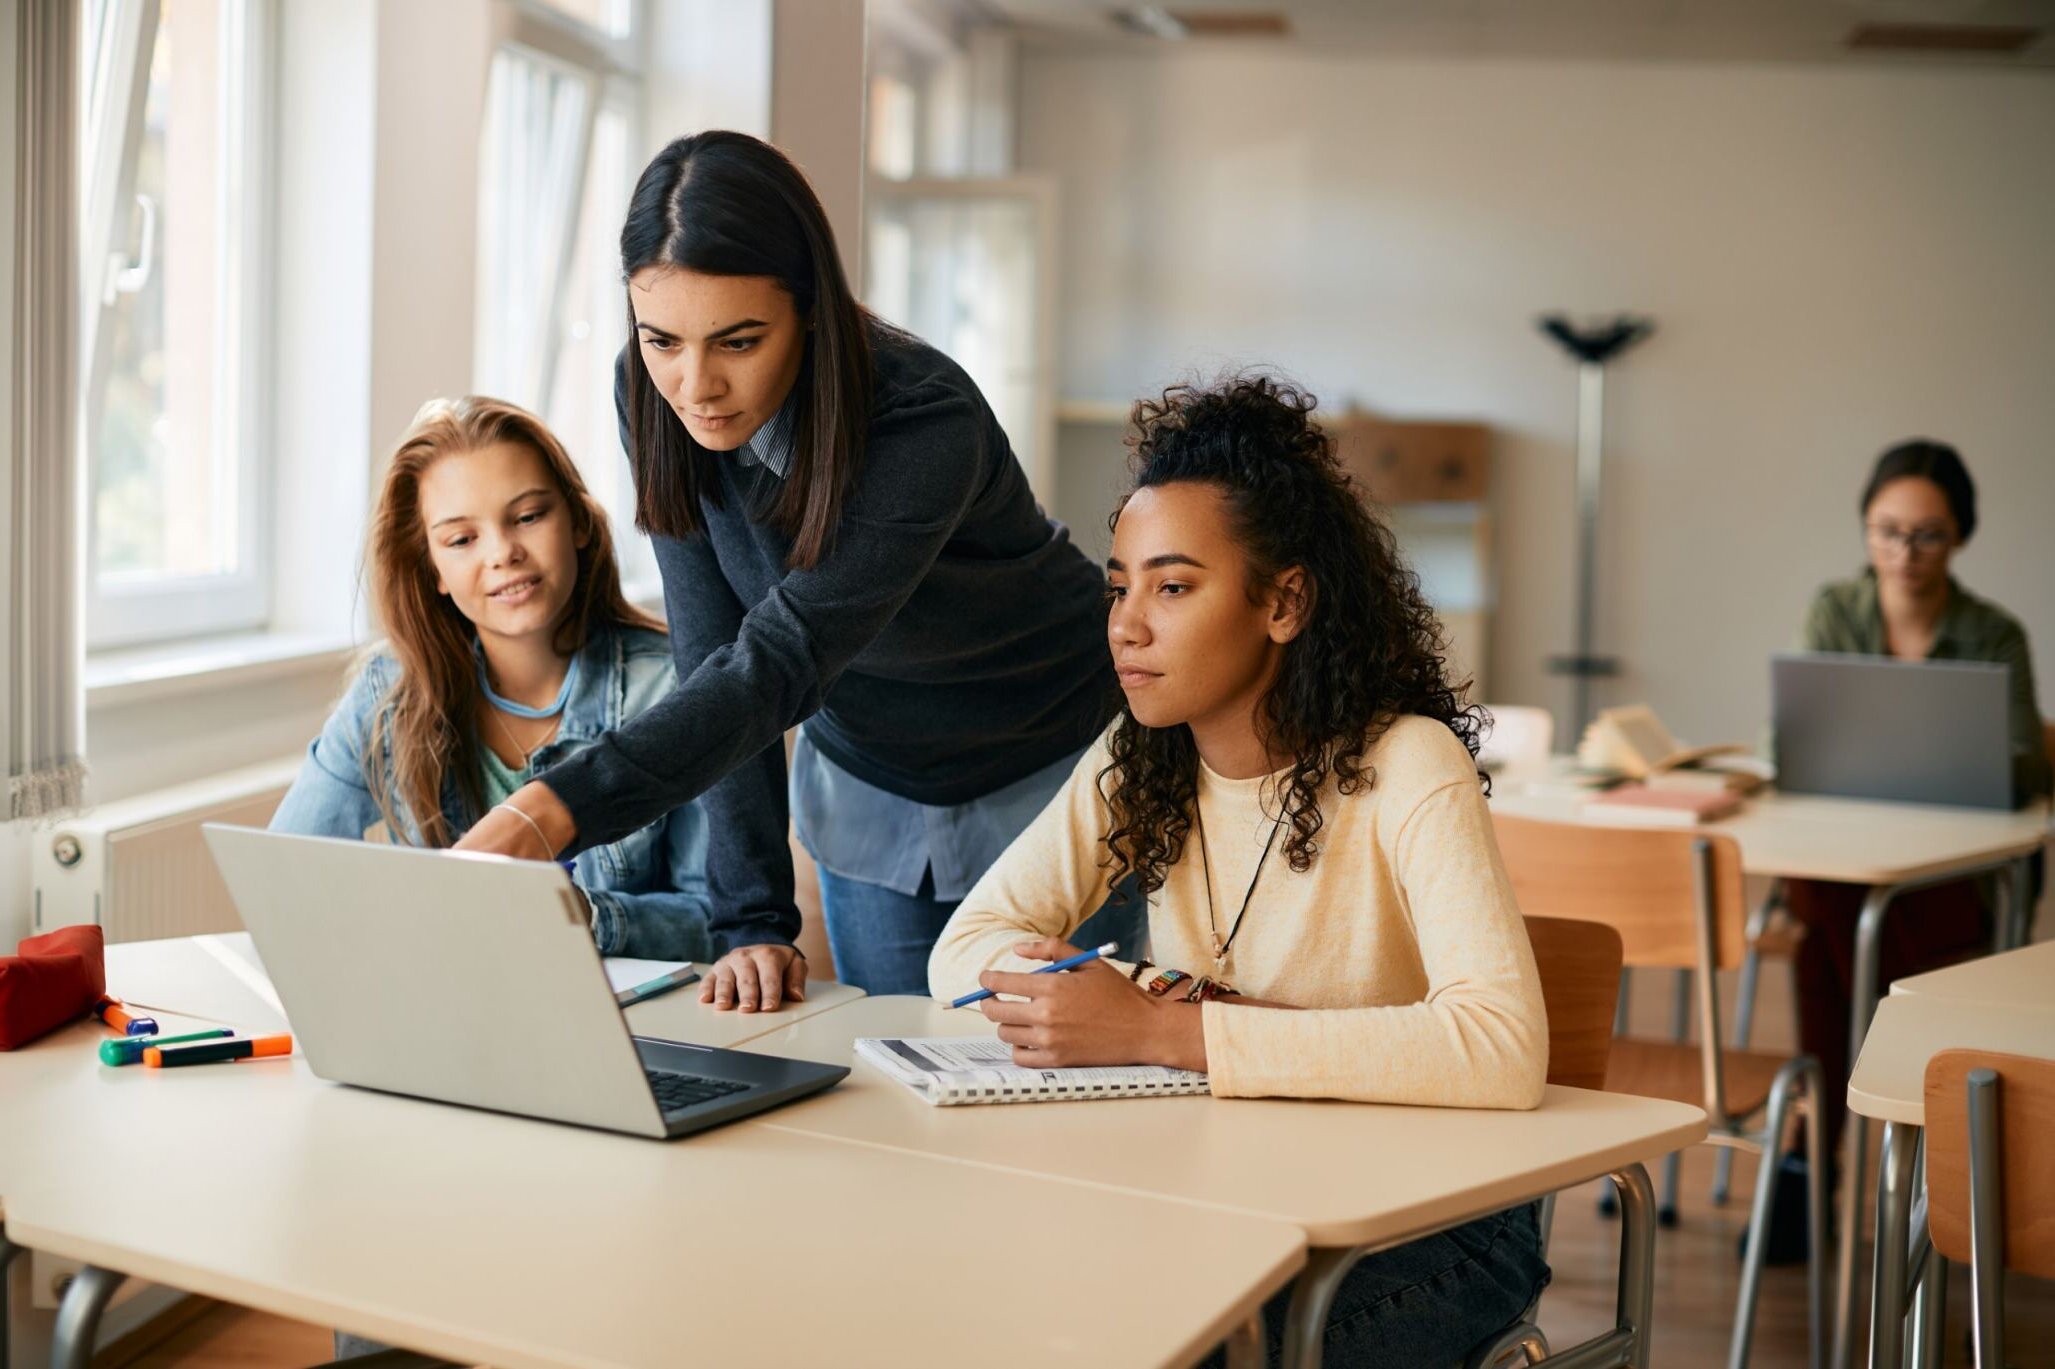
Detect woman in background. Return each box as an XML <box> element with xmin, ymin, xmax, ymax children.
<box><xmin>272</xmin><ymin>395</ymin><xmax>712</xmax><ymax>965</ymax></box>
<box><xmin>1770</xmin><ymin>438</ymin><xmax>2048</xmax><ymax>1256</ymax></box>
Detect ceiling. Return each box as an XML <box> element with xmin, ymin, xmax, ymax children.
<box><xmin>973</xmin><ymin>0</ymin><xmax>2055</xmax><ymax>67</ymax></box>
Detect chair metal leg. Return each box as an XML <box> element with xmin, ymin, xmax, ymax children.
<box><xmin>1653</xmin><ymin>969</ymin><xmax>1689</xmax><ymax>1226</ymax></box>
<box><xmin>1965</xmin><ymin>1069</ymin><xmax>2004</xmax><ymax>1369</ymax></box>
<box><xmin>1610</xmin><ymin>1162</ymin><xmax>1658</xmax><ymax>1369</ymax></box>
<box><xmin>1720</xmin><ymin>881</ymin><xmax>1783</xmax><ymax>1207</ymax></box>
<box><xmin>1462</xmin><ymin>1318</ymin><xmax>1550</xmax><ymax>1369</ymax></box>
<box><xmin>2001</xmin><ymin>855</ymin><xmax>2034</xmax><ymax>952</ymax></box>
<box><xmin>1868</xmin><ymin>1121</ymin><xmax>1922</xmax><ymax>1369</ymax></box>
<box><xmin>1730</xmin><ymin>1068</ymin><xmax>1799</xmax><ymax>1369</ymax></box>
<box><xmin>1832</xmin><ymin>880</ymin><xmax>1902</xmax><ymax>1369</ymax></box>
<box><xmin>1</xmin><ymin>1234</ymin><xmax>21</xmax><ymax>1369</ymax></box>
<box><xmin>1908</xmin><ymin>1252</ymin><xmax>1947</xmax><ymax>1369</ymax></box>
<box><xmin>49</xmin><ymin>1265</ymin><xmax>125</xmax><ymax>1369</ymax></box>
<box><xmin>1804</xmin><ymin>1061</ymin><xmax>1832</xmax><ymax>1369</ymax></box>
<box><xmin>1594</xmin><ymin>968</ymin><xmax>1636</xmax><ymax>1221</ymax></box>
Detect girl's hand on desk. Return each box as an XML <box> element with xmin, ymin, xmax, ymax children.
<box><xmin>700</xmin><ymin>944</ymin><xmax>807</xmax><ymax>1013</ymax></box>
<box><xmin>976</xmin><ymin>938</ymin><xmax>1204</xmax><ymax>1070</ymax></box>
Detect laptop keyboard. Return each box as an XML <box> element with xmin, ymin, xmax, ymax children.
<box><xmin>646</xmin><ymin>1067</ymin><xmax>751</xmax><ymax>1114</ymax></box>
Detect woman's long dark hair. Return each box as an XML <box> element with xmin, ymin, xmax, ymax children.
<box><xmin>1100</xmin><ymin>374</ymin><xmax>1485</xmax><ymax>895</ymax></box>
<box><xmin>619</xmin><ymin>130</ymin><xmax>875</xmax><ymax>569</ymax></box>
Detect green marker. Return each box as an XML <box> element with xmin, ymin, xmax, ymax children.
<box><xmin>100</xmin><ymin>1028</ymin><xmax>234</xmax><ymax>1067</ymax></box>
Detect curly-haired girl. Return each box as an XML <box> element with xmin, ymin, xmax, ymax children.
<box><xmin>928</xmin><ymin>373</ymin><xmax>1549</xmax><ymax>1367</ymax></box>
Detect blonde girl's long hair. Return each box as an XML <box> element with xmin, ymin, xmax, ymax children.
<box><xmin>364</xmin><ymin>396</ymin><xmax>664</xmax><ymax>846</ymax></box>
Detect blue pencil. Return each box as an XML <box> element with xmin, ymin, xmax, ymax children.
<box><xmin>950</xmin><ymin>942</ymin><xmax>1118</xmax><ymax>1009</ymax></box>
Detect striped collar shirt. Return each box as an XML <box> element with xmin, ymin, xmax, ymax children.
<box><xmin>736</xmin><ymin>392</ymin><xmax>798</xmax><ymax>479</ymax></box>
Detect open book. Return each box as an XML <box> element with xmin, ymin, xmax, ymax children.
<box><xmin>1576</xmin><ymin>704</ymin><xmax>1751</xmax><ymax>782</ymax></box>
<box><xmin>856</xmin><ymin>1036</ymin><xmax>1210</xmax><ymax>1106</ymax></box>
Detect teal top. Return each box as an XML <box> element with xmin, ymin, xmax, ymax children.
<box><xmin>476</xmin><ymin>743</ymin><xmax>533</xmax><ymax>813</ymax></box>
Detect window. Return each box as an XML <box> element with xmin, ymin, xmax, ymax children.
<box><xmin>78</xmin><ymin>0</ymin><xmax>274</xmax><ymax>648</ymax></box>
<box><xmin>475</xmin><ymin>6</ymin><xmax>653</xmax><ymax>591</ymax></box>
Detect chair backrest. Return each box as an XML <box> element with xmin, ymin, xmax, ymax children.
<box><xmin>1478</xmin><ymin>704</ymin><xmax>1556</xmax><ymax>771</ymax></box>
<box><xmin>1524</xmin><ymin>916</ymin><xmax>1623</xmax><ymax>1091</ymax></box>
<box><xmin>1923</xmin><ymin>1049</ymin><xmax>2055</xmax><ymax>1280</ymax></box>
<box><xmin>1491</xmin><ymin>813</ymin><xmax>1748</xmax><ymax>970</ymax></box>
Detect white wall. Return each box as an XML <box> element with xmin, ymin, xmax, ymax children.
<box><xmin>773</xmin><ymin>0</ymin><xmax>869</xmax><ymax>287</ymax></box>
<box><xmin>1021</xmin><ymin>52</ymin><xmax>2055</xmax><ymax>746</ymax></box>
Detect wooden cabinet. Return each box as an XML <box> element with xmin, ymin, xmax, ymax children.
<box><xmin>1057</xmin><ymin>402</ymin><xmax>1496</xmax><ymax>695</ymax></box>
<box><xmin>1328</xmin><ymin>414</ymin><xmax>1490</xmax><ymax>504</ymax></box>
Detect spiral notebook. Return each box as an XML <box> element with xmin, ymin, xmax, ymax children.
<box><xmin>856</xmin><ymin>1035</ymin><xmax>1210</xmax><ymax>1106</ymax></box>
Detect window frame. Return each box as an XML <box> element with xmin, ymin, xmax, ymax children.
<box><xmin>79</xmin><ymin>0</ymin><xmax>279</xmax><ymax>651</ymax></box>
<box><xmin>478</xmin><ymin>0</ymin><xmax>653</xmax><ymax>589</ymax></box>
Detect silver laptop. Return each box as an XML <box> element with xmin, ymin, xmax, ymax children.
<box><xmin>1771</xmin><ymin>652</ymin><xmax>2013</xmax><ymax>809</ymax></box>
<box><xmin>201</xmin><ymin>825</ymin><xmax>846</xmax><ymax>1139</ymax></box>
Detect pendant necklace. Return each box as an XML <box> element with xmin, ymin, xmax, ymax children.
<box><xmin>478</xmin><ymin>650</ymin><xmax>572</xmax><ymax>770</ymax></box>
<box><xmin>1194</xmin><ymin>798</ymin><xmax>1285</xmax><ymax>967</ymax></box>
<box><xmin>489</xmin><ymin>706</ymin><xmax>559</xmax><ymax>770</ymax></box>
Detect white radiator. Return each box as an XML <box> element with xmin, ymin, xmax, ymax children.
<box><xmin>30</xmin><ymin>756</ymin><xmax>303</xmax><ymax>942</ymax></box>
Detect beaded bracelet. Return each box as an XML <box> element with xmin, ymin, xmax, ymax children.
<box><xmin>1145</xmin><ymin>968</ymin><xmax>1191</xmax><ymax>998</ymax></box>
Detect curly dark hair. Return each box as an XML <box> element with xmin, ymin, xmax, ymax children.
<box><xmin>1099</xmin><ymin>373</ymin><xmax>1485</xmax><ymax>896</ymax></box>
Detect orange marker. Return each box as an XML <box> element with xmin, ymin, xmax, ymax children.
<box><xmin>92</xmin><ymin>996</ymin><xmax>158</xmax><ymax>1037</ymax></box>
<box><xmin>143</xmin><ymin>1033</ymin><xmax>292</xmax><ymax>1068</ymax></box>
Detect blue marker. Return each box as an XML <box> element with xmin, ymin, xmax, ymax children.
<box><xmin>950</xmin><ymin>942</ymin><xmax>1118</xmax><ymax>1009</ymax></box>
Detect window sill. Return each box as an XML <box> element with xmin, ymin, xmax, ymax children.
<box><xmin>86</xmin><ymin>630</ymin><xmax>361</xmax><ymax>709</ymax></box>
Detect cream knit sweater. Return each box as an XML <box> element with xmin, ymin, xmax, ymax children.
<box><xmin>928</xmin><ymin>715</ymin><xmax>1548</xmax><ymax>1107</ymax></box>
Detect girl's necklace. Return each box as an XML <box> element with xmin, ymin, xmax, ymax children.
<box><xmin>489</xmin><ymin>704</ymin><xmax>560</xmax><ymax>770</ymax></box>
<box><xmin>1194</xmin><ymin>798</ymin><xmax>1285</xmax><ymax>968</ymax></box>
<box><xmin>477</xmin><ymin>652</ymin><xmax>571</xmax><ymax>769</ymax></box>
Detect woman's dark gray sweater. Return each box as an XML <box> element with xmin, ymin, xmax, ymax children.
<box><xmin>542</xmin><ymin>326</ymin><xmax>1116</xmax><ymax>950</ymax></box>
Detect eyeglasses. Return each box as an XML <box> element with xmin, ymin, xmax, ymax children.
<box><xmin>1865</xmin><ymin>523</ymin><xmax>1953</xmax><ymax>555</ymax></box>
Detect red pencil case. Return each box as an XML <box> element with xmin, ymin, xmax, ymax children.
<box><xmin>0</xmin><ymin>925</ymin><xmax>106</xmax><ymax>1050</ymax></box>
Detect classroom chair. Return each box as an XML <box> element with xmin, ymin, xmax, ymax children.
<box><xmin>1477</xmin><ymin>704</ymin><xmax>1555</xmax><ymax>772</ymax></box>
<box><xmin>1492</xmin><ymin>814</ymin><xmax>1830</xmax><ymax>1369</ymax></box>
<box><xmin>1714</xmin><ymin>877</ymin><xmax>1803</xmax><ymax>1206</ymax></box>
<box><xmin>1921</xmin><ymin>1049</ymin><xmax>2055</xmax><ymax>1369</ymax></box>
<box><xmin>1461</xmin><ymin>915</ymin><xmax>1624</xmax><ymax>1369</ymax></box>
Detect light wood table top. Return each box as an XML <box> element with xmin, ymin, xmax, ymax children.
<box><xmin>1889</xmin><ymin>939</ymin><xmax>2055</xmax><ymax>1008</ymax></box>
<box><xmin>1491</xmin><ymin>769</ymin><xmax>2048</xmax><ymax>885</ymax></box>
<box><xmin>1</xmin><ymin>947</ymin><xmax>1303</xmax><ymax>1369</ymax></box>
<box><xmin>737</xmin><ymin>996</ymin><xmax>1708</xmax><ymax>1248</ymax></box>
<box><xmin>1846</xmin><ymin>994</ymin><xmax>2055</xmax><ymax>1127</ymax></box>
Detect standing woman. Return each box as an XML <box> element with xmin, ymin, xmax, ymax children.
<box><xmin>457</xmin><ymin>130</ymin><xmax>1131</xmax><ymax>1005</ymax></box>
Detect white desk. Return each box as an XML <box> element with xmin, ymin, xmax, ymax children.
<box><xmin>1845</xmin><ymin>996</ymin><xmax>2055</xmax><ymax>1369</ymax></box>
<box><xmin>1888</xmin><ymin>939</ymin><xmax>2055</xmax><ymax>1008</ymax></box>
<box><xmin>0</xmin><ymin>940</ymin><xmax>1305</xmax><ymax>1369</ymax></box>
<box><xmin>738</xmin><ymin>995</ymin><xmax>1709</xmax><ymax>1369</ymax></box>
<box><xmin>1495</xmin><ymin>772</ymin><xmax>2048</xmax><ymax>1369</ymax></box>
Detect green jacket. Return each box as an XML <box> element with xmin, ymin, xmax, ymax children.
<box><xmin>1802</xmin><ymin>571</ymin><xmax>2051</xmax><ymax>803</ymax></box>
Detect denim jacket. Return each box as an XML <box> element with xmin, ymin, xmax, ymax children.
<box><xmin>270</xmin><ymin>624</ymin><xmax>712</xmax><ymax>959</ymax></box>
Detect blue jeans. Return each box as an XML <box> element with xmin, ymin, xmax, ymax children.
<box><xmin>819</xmin><ymin>867</ymin><xmax>1149</xmax><ymax>996</ymax></box>
<box><xmin>1202</xmin><ymin>1203</ymin><xmax>1551</xmax><ymax>1369</ymax></box>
